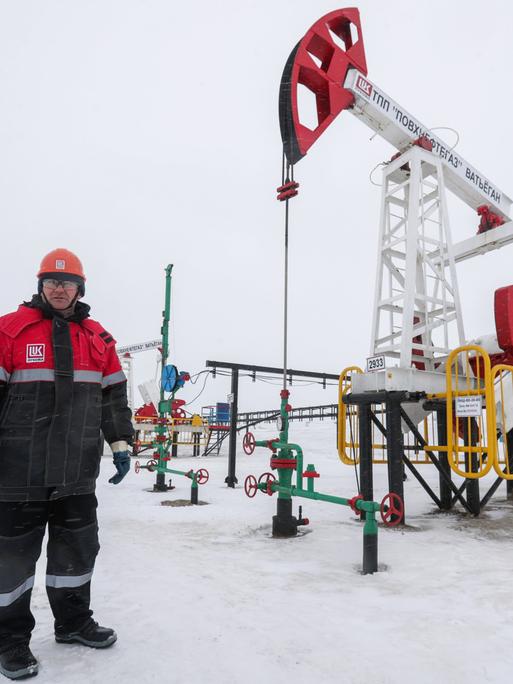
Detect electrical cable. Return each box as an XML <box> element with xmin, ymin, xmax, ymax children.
<box><xmin>253</xmin><ymin>377</ymin><xmax>323</xmax><ymax>387</ymax></box>
<box><xmin>429</xmin><ymin>126</ymin><xmax>460</xmax><ymax>151</ymax></box>
<box><xmin>368</xmin><ymin>126</ymin><xmax>459</xmax><ymax>188</ymax></box>
<box><xmin>188</xmin><ymin>369</ymin><xmax>211</xmax><ymax>385</ymax></box>
<box><xmin>184</xmin><ymin>371</ymin><xmax>211</xmax><ymax>406</ymax></box>
<box><xmin>208</xmin><ymin>368</ymin><xmax>337</xmax><ymax>386</ymax></box>
<box><xmin>369</xmin><ymin>161</ymin><xmax>388</xmax><ymax>187</ymax></box>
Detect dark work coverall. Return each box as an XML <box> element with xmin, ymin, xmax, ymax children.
<box><xmin>0</xmin><ymin>296</ymin><xmax>133</xmax><ymax>651</ymax></box>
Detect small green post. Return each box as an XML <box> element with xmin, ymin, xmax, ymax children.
<box><xmin>191</xmin><ymin>475</ymin><xmax>199</xmax><ymax>505</ymax></box>
<box><xmin>362</xmin><ymin>510</ymin><xmax>378</xmax><ymax>574</ymax></box>
<box><xmin>304</xmin><ymin>464</ymin><xmax>317</xmax><ymax>493</ymax></box>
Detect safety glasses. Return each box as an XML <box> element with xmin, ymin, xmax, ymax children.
<box><xmin>42</xmin><ymin>279</ymin><xmax>79</xmax><ymax>292</ymax></box>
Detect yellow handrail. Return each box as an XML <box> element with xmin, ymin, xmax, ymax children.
<box><xmin>337</xmin><ymin>366</ymin><xmax>363</xmax><ymax>464</ymax></box>
<box><xmin>446</xmin><ymin>345</ymin><xmax>495</xmax><ymax>479</ymax></box>
<box><xmin>491</xmin><ymin>364</ymin><xmax>513</xmax><ymax>480</ymax></box>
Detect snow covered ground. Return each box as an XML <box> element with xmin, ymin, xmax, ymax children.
<box><xmin>28</xmin><ymin>420</ymin><xmax>513</xmax><ymax>684</ymax></box>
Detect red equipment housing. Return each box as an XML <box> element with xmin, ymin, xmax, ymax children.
<box><xmin>477</xmin><ymin>205</ymin><xmax>505</xmax><ymax>234</ymax></box>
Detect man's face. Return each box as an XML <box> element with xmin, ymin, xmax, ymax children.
<box><xmin>41</xmin><ymin>279</ymin><xmax>80</xmax><ymax>310</ymax></box>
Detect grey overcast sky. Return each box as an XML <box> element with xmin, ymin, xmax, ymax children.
<box><xmin>0</xmin><ymin>0</ymin><xmax>511</xmax><ymax>412</ymax></box>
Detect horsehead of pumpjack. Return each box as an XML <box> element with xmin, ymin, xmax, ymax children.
<box><xmin>279</xmin><ymin>8</ymin><xmax>367</xmax><ymax>167</ymax></box>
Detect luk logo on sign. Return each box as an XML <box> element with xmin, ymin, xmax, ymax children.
<box><xmin>26</xmin><ymin>344</ymin><xmax>45</xmax><ymax>363</ymax></box>
<box><xmin>355</xmin><ymin>75</ymin><xmax>372</xmax><ymax>98</ymax></box>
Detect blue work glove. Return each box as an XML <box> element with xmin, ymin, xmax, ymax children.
<box><xmin>109</xmin><ymin>451</ymin><xmax>131</xmax><ymax>485</ymax></box>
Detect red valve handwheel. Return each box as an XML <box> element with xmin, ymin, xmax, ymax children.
<box><xmin>348</xmin><ymin>494</ymin><xmax>363</xmax><ymax>515</ymax></box>
<box><xmin>244</xmin><ymin>474</ymin><xmax>258</xmax><ymax>498</ymax></box>
<box><xmin>134</xmin><ymin>460</ymin><xmax>141</xmax><ymax>474</ymax></box>
<box><xmin>380</xmin><ymin>493</ymin><xmax>404</xmax><ymax>527</ymax></box>
<box><xmin>173</xmin><ymin>408</ymin><xmax>187</xmax><ymax>419</ymax></box>
<box><xmin>258</xmin><ymin>472</ymin><xmax>276</xmax><ymax>496</ymax></box>
<box><xmin>257</xmin><ymin>472</ymin><xmax>276</xmax><ymax>485</ymax></box>
<box><xmin>196</xmin><ymin>468</ymin><xmax>209</xmax><ymax>485</ymax></box>
<box><xmin>243</xmin><ymin>432</ymin><xmax>256</xmax><ymax>455</ymax></box>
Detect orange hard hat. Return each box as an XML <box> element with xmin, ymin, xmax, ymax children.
<box><xmin>37</xmin><ymin>248</ymin><xmax>86</xmax><ymax>281</ymax></box>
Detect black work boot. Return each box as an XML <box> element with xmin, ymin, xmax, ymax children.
<box><xmin>55</xmin><ymin>620</ymin><xmax>117</xmax><ymax>649</ymax></box>
<box><xmin>0</xmin><ymin>644</ymin><xmax>38</xmax><ymax>680</ymax></box>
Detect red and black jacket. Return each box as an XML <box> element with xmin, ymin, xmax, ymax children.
<box><xmin>0</xmin><ymin>297</ymin><xmax>134</xmax><ymax>501</ymax></box>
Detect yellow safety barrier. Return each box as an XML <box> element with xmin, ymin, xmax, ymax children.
<box><xmin>491</xmin><ymin>365</ymin><xmax>513</xmax><ymax>480</ymax></box>
<box><xmin>446</xmin><ymin>345</ymin><xmax>495</xmax><ymax>479</ymax></box>
<box><xmin>338</xmin><ymin>347</ymin><xmax>513</xmax><ymax>481</ymax></box>
<box><xmin>134</xmin><ymin>414</ymin><xmax>210</xmax><ymax>449</ymax></box>
<box><xmin>337</xmin><ymin>366</ymin><xmax>430</xmax><ymax>466</ymax></box>
<box><xmin>337</xmin><ymin>366</ymin><xmax>362</xmax><ymax>465</ymax></box>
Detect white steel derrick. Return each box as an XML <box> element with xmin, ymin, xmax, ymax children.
<box><xmin>370</xmin><ymin>146</ymin><xmax>464</xmax><ymax>370</ymax></box>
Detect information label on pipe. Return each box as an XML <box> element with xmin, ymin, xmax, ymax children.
<box><xmin>455</xmin><ymin>395</ymin><xmax>482</xmax><ymax>417</ymax></box>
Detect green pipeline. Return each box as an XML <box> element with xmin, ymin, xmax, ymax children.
<box><xmin>254</xmin><ymin>440</ymin><xmax>304</xmax><ymax>490</ymax></box>
<box><xmin>153</xmin><ymin>465</ymin><xmax>198</xmax><ymax>482</ymax></box>
<box><xmin>262</xmin><ymin>482</ymin><xmax>380</xmax><ymax>514</ymax></box>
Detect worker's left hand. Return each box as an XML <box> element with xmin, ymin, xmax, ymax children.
<box><xmin>109</xmin><ymin>451</ymin><xmax>131</xmax><ymax>484</ymax></box>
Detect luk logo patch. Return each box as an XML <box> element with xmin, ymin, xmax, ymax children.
<box><xmin>55</xmin><ymin>259</ymin><xmax>65</xmax><ymax>270</ymax></box>
<box><xmin>26</xmin><ymin>344</ymin><xmax>45</xmax><ymax>363</ymax></box>
<box><xmin>355</xmin><ymin>75</ymin><xmax>372</xmax><ymax>98</ymax></box>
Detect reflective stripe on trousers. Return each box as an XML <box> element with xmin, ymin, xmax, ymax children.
<box><xmin>45</xmin><ymin>570</ymin><xmax>93</xmax><ymax>589</ymax></box>
<box><xmin>0</xmin><ymin>576</ymin><xmax>35</xmax><ymax>608</ymax></box>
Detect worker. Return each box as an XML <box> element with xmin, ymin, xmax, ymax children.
<box><xmin>0</xmin><ymin>249</ymin><xmax>134</xmax><ymax>680</ymax></box>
